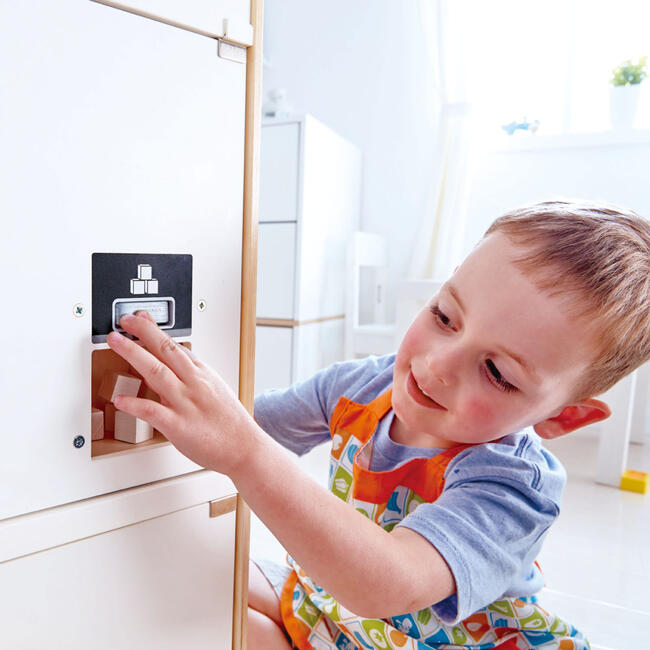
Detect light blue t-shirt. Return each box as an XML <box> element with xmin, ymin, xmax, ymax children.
<box><xmin>254</xmin><ymin>354</ymin><xmax>567</xmax><ymax>623</ymax></box>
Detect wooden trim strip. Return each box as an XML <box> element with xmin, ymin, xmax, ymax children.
<box><xmin>233</xmin><ymin>496</ymin><xmax>251</xmax><ymax>650</ymax></box>
<box><xmin>256</xmin><ymin>314</ymin><xmax>345</xmax><ymax>328</ymax></box>
<box><xmin>233</xmin><ymin>0</ymin><xmax>264</xmax><ymax>647</ymax></box>
<box><xmin>208</xmin><ymin>495</ymin><xmax>238</xmax><ymax>519</ymax></box>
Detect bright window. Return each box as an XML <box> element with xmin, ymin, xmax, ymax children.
<box><xmin>445</xmin><ymin>0</ymin><xmax>650</xmax><ymax>135</ymax></box>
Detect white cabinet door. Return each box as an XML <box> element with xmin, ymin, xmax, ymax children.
<box><xmin>257</xmin><ymin>223</ymin><xmax>297</xmax><ymax>319</ymax></box>
<box><xmin>260</xmin><ymin>123</ymin><xmax>301</xmax><ymax>222</ymax></box>
<box><xmin>254</xmin><ymin>326</ymin><xmax>293</xmax><ymax>395</ymax></box>
<box><xmin>1</xmin><ymin>502</ymin><xmax>236</xmax><ymax>650</ymax></box>
<box><xmin>1</xmin><ymin>1</ymin><xmax>246</xmax><ymax>519</ymax></box>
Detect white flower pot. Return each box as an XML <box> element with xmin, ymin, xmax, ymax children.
<box><xmin>609</xmin><ymin>84</ymin><xmax>641</xmax><ymax>129</ymax></box>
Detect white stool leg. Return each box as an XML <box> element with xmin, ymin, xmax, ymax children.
<box><xmin>630</xmin><ymin>362</ymin><xmax>649</xmax><ymax>444</ymax></box>
<box><xmin>595</xmin><ymin>370</ymin><xmax>637</xmax><ymax>486</ymax></box>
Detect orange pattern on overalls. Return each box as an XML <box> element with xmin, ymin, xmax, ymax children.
<box><xmin>279</xmin><ymin>390</ymin><xmax>590</xmax><ymax>650</ymax></box>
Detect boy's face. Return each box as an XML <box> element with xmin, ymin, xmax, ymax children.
<box><xmin>392</xmin><ymin>233</ymin><xmax>597</xmax><ymax>448</ymax></box>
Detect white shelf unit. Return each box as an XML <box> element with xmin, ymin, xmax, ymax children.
<box><xmin>255</xmin><ymin>115</ymin><xmax>362</xmax><ymax>395</ymax></box>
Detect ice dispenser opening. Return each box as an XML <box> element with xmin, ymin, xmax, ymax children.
<box><xmin>113</xmin><ymin>297</ymin><xmax>175</xmax><ymax>332</ymax></box>
<box><xmin>91</xmin><ymin>344</ymin><xmax>192</xmax><ymax>458</ymax></box>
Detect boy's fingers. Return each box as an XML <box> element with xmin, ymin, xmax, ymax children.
<box><xmin>132</xmin><ymin>312</ymin><xmax>201</xmax><ymax>367</ymax></box>
<box><xmin>113</xmin><ymin>395</ymin><xmax>175</xmax><ymax>435</ymax></box>
<box><xmin>107</xmin><ymin>327</ymin><xmax>183</xmax><ymax>401</ymax></box>
<box><xmin>119</xmin><ymin>312</ymin><xmax>199</xmax><ymax>382</ymax></box>
<box><xmin>136</xmin><ymin>309</ymin><xmax>156</xmax><ymax>323</ymax></box>
<box><xmin>178</xmin><ymin>343</ymin><xmax>200</xmax><ymax>364</ymax></box>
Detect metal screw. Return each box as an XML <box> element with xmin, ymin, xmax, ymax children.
<box><xmin>73</xmin><ymin>303</ymin><xmax>85</xmax><ymax>318</ymax></box>
<box><xmin>198</xmin><ymin>299</ymin><xmax>207</xmax><ymax>312</ymax></box>
<box><xmin>73</xmin><ymin>435</ymin><xmax>85</xmax><ymax>448</ymax></box>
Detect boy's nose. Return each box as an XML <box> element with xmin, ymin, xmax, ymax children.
<box><xmin>425</xmin><ymin>346</ymin><xmax>460</xmax><ymax>386</ymax></box>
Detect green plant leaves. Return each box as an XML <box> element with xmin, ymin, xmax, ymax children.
<box><xmin>611</xmin><ymin>56</ymin><xmax>648</xmax><ymax>86</ymax></box>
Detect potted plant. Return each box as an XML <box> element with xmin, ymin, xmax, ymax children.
<box><xmin>609</xmin><ymin>56</ymin><xmax>647</xmax><ymax>129</ymax></box>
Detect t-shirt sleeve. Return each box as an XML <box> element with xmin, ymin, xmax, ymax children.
<box><xmin>253</xmin><ymin>355</ymin><xmax>395</xmax><ymax>456</ymax></box>
<box><xmin>395</xmin><ymin>435</ymin><xmax>566</xmax><ymax>623</ymax></box>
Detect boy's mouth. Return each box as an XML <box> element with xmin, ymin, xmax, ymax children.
<box><xmin>407</xmin><ymin>370</ymin><xmax>446</xmax><ymax>410</ymax></box>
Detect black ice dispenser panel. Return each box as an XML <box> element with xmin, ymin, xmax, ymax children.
<box><xmin>92</xmin><ymin>253</ymin><xmax>192</xmax><ymax>343</ymax></box>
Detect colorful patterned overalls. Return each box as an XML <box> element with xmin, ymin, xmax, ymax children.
<box><xmin>280</xmin><ymin>390</ymin><xmax>590</xmax><ymax>650</ymax></box>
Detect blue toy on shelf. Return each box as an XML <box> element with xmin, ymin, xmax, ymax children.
<box><xmin>502</xmin><ymin>118</ymin><xmax>540</xmax><ymax>135</ymax></box>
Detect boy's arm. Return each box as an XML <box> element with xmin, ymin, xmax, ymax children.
<box><xmin>106</xmin><ymin>313</ymin><xmax>454</xmax><ymax>617</ymax></box>
<box><xmin>234</xmin><ymin>427</ymin><xmax>456</xmax><ymax>618</ymax></box>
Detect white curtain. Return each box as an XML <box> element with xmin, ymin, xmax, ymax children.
<box><xmin>408</xmin><ymin>0</ymin><xmax>474</xmax><ymax>281</ymax></box>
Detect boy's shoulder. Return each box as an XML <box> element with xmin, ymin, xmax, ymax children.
<box><xmin>323</xmin><ymin>353</ymin><xmax>396</xmax><ymax>401</ymax></box>
<box><xmin>445</xmin><ymin>430</ymin><xmax>567</xmax><ymax>501</ymax></box>
<box><xmin>301</xmin><ymin>353</ymin><xmax>395</xmax><ymax>425</ymax></box>
<box><xmin>253</xmin><ymin>354</ymin><xmax>396</xmax><ymax>442</ymax></box>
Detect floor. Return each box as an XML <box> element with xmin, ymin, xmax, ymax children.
<box><xmin>539</xmin><ymin>430</ymin><xmax>650</xmax><ymax>650</ymax></box>
<box><xmin>250</xmin><ymin>430</ymin><xmax>650</xmax><ymax>649</ymax></box>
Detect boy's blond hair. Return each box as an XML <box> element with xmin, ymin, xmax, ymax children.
<box><xmin>485</xmin><ymin>199</ymin><xmax>650</xmax><ymax>401</ymax></box>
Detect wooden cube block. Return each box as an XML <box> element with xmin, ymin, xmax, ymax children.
<box><xmin>98</xmin><ymin>371</ymin><xmax>142</xmax><ymax>404</ymax></box>
<box><xmin>114</xmin><ymin>411</ymin><xmax>154</xmax><ymax>444</ymax></box>
<box><xmin>104</xmin><ymin>403</ymin><xmax>116</xmax><ymax>432</ymax></box>
<box><xmin>91</xmin><ymin>407</ymin><xmax>104</xmax><ymax>441</ymax></box>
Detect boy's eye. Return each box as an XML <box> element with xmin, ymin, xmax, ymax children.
<box><xmin>430</xmin><ymin>305</ymin><xmax>451</xmax><ymax>328</ymax></box>
<box><xmin>485</xmin><ymin>359</ymin><xmax>518</xmax><ymax>394</ymax></box>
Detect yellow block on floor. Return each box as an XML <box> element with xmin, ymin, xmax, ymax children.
<box><xmin>620</xmin><ymin>470</ymin><xmax>649</xmax><ymax>494</ymax></box>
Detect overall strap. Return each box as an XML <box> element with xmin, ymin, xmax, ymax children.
<box><xmin>366</xmin><ymin>388</ymin><xmax>393</xmax><ymax>420</ymax></box>
<box><xmin>329</xmin><ymin>389</ymin><xmax>394</xmax><ymax>448</ymax></box>
<box><xmin>353</xmin><ymin>443</ymin><xmax>471</xmax><ymax>503</ymax></box>
<box><xmin>329</xmin><ymin>388</ymin><xmax>472</xmax><ymax>503</ymax></box>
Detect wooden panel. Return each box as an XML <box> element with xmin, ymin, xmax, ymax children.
<box><xmin>210</xmin><ymin>494</ymin><xmax>238</xmax><ymax>518</ymax></box>
<box><xmin>0</xmin><ymin>0</ymin><xmax>246</xmax><ymax>519</ymax></box>
<box><xmin>256</xmin><ymin>315</ymin><xmax>344</xmax><ymax>328</ymax></box>
<box><xmin>232</xmin><ymin>495</ymin><xmax>251</xmax><ymax>650</ymax></box>
<box><xmin>256</xmin><ymin>223</ymin><xmax>297</xmax><ymax>319</ymax></box>
<box><xmin>239</xmin><ymin>0</ymin><xmax>262</xmax><ymax>415</ymax></box>
<box><xmin>234</xmin><ymin>0</ymin><xmax>262</xmax><ymax>642</ymax></box>
<box><xmin>1</xmin><ymin>504</ymin><xmax>236</xmax><ymax>649</ymax></box>
<box><xmin>259</xmin><ymin>122</ymin><xmax>301</xmax><ymax>222</ymax></box>
<box><xmin>254</xmin><ymin>326</ymin><xmax>293</xmax><ymax>395</ymax></box>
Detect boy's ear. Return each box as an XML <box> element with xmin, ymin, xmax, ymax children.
<box><xmin>533</xmin><ymin>399</ymin><xmax>611</xmax><ymax>440</ymax></box>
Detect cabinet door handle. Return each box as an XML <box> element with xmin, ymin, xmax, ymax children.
<box><xmin>209</xmin><ymin>495</ymin><xmax>238</xmax><ymax>518</ymax></box>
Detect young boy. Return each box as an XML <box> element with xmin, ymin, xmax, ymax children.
<box><xmin>107</xmin><ymin>200</ymin><xmax>649</xmax><ymax>650</ymax></box>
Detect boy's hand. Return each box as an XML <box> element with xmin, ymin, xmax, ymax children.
<box><xmin>106</xmin><ymin>311</ymin><xmax>258</xmax><ymax>476</ymax></box>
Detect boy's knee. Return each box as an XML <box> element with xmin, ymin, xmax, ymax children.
<box><xmin>247</xmin><ymin>607</ymin><xmax>292</xmax><ymax>650</ymax></box>
<box><xmin>248</xmin><ymin>560</ymin><xmax>283</xmax><ymax>625</ymax></box>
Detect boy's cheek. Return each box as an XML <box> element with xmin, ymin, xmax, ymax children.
<box><xmin>465</xmin><ymin>398</ymin><xmax>497</xmax><ymax>430</ymax></box>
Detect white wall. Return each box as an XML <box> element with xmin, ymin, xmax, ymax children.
<box><xmin>463</xmin><ymin>133</ymin><xmax>650</xmax><ymax>254</ymax></box>
<box><xmin>262</xmin><ymin>0</ymin><xmax>440</xmax><ymax>320</ymax></box>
